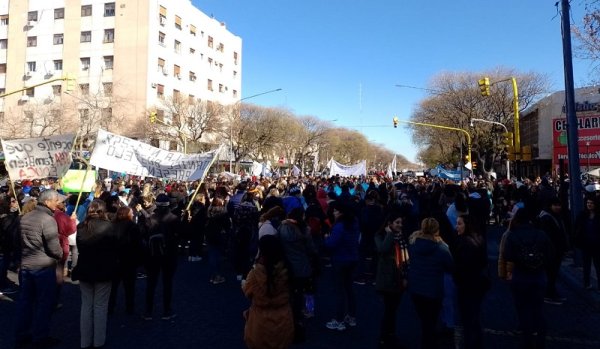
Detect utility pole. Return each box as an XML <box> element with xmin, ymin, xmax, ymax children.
<box><xmin>561</xmin><ymin>0</ymin><xmax>583</xmax><ymax>221</ymax></box>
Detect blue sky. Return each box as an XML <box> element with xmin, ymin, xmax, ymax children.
<box><xmin>195</xmin><ymin>0</ymin><xmax>591</xmax><ymax>163</ymax></box>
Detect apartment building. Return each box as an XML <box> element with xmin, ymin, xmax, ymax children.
<box><xmin>0</xmin><ymin>0</ymin><xmax>242</xmax><ymax>141</ymax></box>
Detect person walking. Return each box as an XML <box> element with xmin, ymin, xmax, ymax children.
<box><xmin>324</xmin><ymin>201</ymin><xmax>360</xmax><ymax>331</ymax></box>
<box><xmin>537</xmin><ymin>197</ymin><xmax>568</xmax><ymax>304</ymax></box>
<box><xmin>242</xmin><ymin>235</ymin><xmax>294</xmax><ymax>349</ymax></box>
<box><xmin>72</xmin><ymin>200</ymin><xmax>118</xmax><ymax>349</ymax></box>
<box><xmin>408</xmin><ymin>217</ymin><xmax>454</xmax><ymax>349</ymax></box>
<box><xmin>108</xmin><ymin>206</ymin><xmax>143</xmax><ymax>315</ymax></box>
<box><xmin>15</xmin><ymin>189</ymin><xmax>63</xmax><ymax>348</ymax></box>
<box><xmin>374</xmin><ymin>212</ymin><xmax>409</xmax><ymax>348</ymax></box>
<box><xmin>142</xmin><ymin>194</ymin><xmax>181</xmax><ymax>320</ymax></box>
<box><xmin>451</xmin><ymin>215</ymin><xmax>489</xmax><ymax>349</ymax></box>
<box><xmin>574</xmin><ymin>196</ymin><xmax>600</xmax><ymax>290</ymax></box>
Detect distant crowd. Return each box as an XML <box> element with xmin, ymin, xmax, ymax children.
<box><xmin>0</xmin><ymin>172</ymin><xmax>599</xmax><ymax>349</ymax></box>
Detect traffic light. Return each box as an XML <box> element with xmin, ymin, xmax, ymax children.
<box><xmin>65</xmin><ymin>76</ymin><xmax>76</xmax><ymax>92</ymax></box>
<box><xmin>502</xmin><ymin>132</ymin><xmax>514</xmax><ymax>146</ymax></box>
<box><xmin>478</xmin><ymin>77</ymin><xmax>490</xmax><ymax>96</ymax></box>
<box><xmin>393</xmin><ymin>116</ymin><xmax>399</xmax><ymax>128</ymax></box>
<box><xmin>149</xmin><ymin>112</ymin><xmax>157</xmax><ymax>123</ymax></box>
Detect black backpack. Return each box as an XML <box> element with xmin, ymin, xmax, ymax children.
<box><xmin>146</xmin><ymin>218</ymin><xmax>169</xmax><ymax>258</ymax></box>
<box><xmin>515</xmin><ymin>234</ymin><xmax>544</xmax><ymax>272</ymax></box>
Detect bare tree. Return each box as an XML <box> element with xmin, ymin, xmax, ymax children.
<box><xmin>2</xmin><ymin>99</ymin><xmax>75</xmax><ymax>139</ymax></box>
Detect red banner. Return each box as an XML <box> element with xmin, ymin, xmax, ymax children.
<box><xmin>552</xmin><ymin>115</ymin><xmax>600</xmax><ymax>166</ymax></box>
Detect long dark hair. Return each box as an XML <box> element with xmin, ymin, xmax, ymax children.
<box><xmin>331</xmin><ymin>200</ymin><xmax>355</xmax><ymax>229</ymax></box>
<box><xmin>257</xmin><ymin>235</ymin><xmax>289</xmax><ymax>296</ymax></box>
<box><xmin>82</xmin><ymin>199</ymin><xmax>109</xmax><ymax>230</ymax></box>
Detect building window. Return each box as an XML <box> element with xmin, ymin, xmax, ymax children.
<box><xmin>0</xmin><ymin>39</ymin><xmax>6</xmax><ymax>49</ymax></box>
<box><xmin>208</xmin><ymin>36</ymin><xmax>213</xmax><ymax>48</ymax></box>
<box><xmin>27</xmin><ymin>61</ymin><xmax>36</xmax><ymax>72</ymax></box>
<box><xmin>103</xmin><ymin>56</ymin><xmax>113</xmax><ymax>69</ymax></box>
<box><xmin>233</xmin><ymin>70</ymin><xmax>237</xmax><ymax>79</ymax></box>
<box><xmin>158</xmin><ymin>31</ymin><xmax>165</xmax><ymax>45</ymax></box>
<box><xmin>233</xmin><ymin>51</ymin><xmax>238</xmax><ymax>65</ymax></box>
<box><xmin>79</xmin><ymin>108</ymin><xmax>90</xmax><ymax>120</ymax></box>
<box><xmin>52</xmin><ymin>85</ymin><xmax>62</xmax><ymax>96</ymax></box>
<box><xmin>233</xmin><ymin>90</ymin><xmax>238</xmax><ymax>98</ymax></box>
<box><xmin>159</xmin><ymin>5</ymin><xmax>167</xmax><ymax>26</ymax></box>
<box><xmin>207</xmin><ymin>79</ymin><xmax>213</xmax><ymax>91</ymax></box>
<box><xmin>189</xmin><ymin>71</ymin><xmax>196</xmax><ymax>81</ymax></box>
<box><xmin>207</xmin><ymin>57</ymin><xmax>213</xmax><ymax>65</ymax></box>
<box><xmin>27</xmin><ymin>11</ymin><xmax>38</xmax><ymax>22</ymax></box>
<box><xmin>0</xmin><ymin>64</ymin><xmax>6</xmax><ymax>73</ymax></box>
<box><xmin>175</xmin><ymin>15</ymin><xmax>182</xmax><ymax>30</ymax></box>
<box><xmin>159</xmin><ymin>14</ymin><xmax>166</xmax><ymax>26</ymax></box>
<box><xmin>80</xmin><ymin>31</ymin><xmax>92</xmax><ymax>43</ymax></box>
<box><xmin>188</xmin><ymin>94</ymin><xmax>195</xmax><ymax>104</ymax></box>
<box><xmin>79</xmin><ymin>84</ymin><xmax>89</xmax><ymax>95</ymax></box>
<box><xmin>104</xmin><ymin>3</ymin><xmax>115</xmax><ymax>17</ymax></box>
<box><xmin>174</xmin><ymin>40</ymin><xmax>181</xmax><ymax>53</ymax></box>
<box><xmin>80</xmin><ymin>57</ymin><xmax>90</xmax><ymax>70</ymax></box>
<box><xmin>218</xmin><ymin>84</ymin><xmax>223</xmax><ymax>93</ymax></box>
<box><xmin>25</xmin><ymin>88</ymin><xmax>34</xmax><ymax>97</ymax></box>
<box><xmin>54</xmin><ymin>8</ymin><xmax>64</xmax><ymax>20</ymax></box>
<box><xmin>81</xmin><ymin>5</ymin><xmax>92</xmax><ymax>17</ymax></box>
<box><xmin>53</xmin><ymin>60</ymin><xmax>63</xmax><ymax>71</ymax></box>
<box><xmin>104</xmin><ymin>29</ymin><xmax>114</xmax><ymax>43</ymax></box>
<box><xmin>53</xmin><ymin>34</ymin><xmax>64</xmax><ymax>45</ymax></box>
<box><xmin>217</xmin><ymin>43</ymin><xmax>224</xmax><ymax>52</ymax></box>
<box><xmin>27</xmin><ymin>36</ymin><xmax>37</xmax><ymax>47</ymax></box>
<box><xmin>0</xmin><ymin>15</ymin><xmax>8</xmax><ymax>26</ymax></box>
<box><xmin>174</xmin><ymin>65</ymin><xmax>181</xmax><ymax>78</ymax></box>
<box><xmin>158</xmin><ymin>58</ymin><xmax>165</xmax><ymax>72</ymax></box>
<box><xmin>103</xmin><ymin>82</ymin><xmax>112</xmax><ymax>96</ymax></box>
<box><xmin>189</xmin><ymin>47</ymin><xmax>195</xmax><ymax>54</ymax></box>
<box><xmin>157</xmin><ymin>84</ymin><xmax>164</xmax><ymax>98</ymax></box>
<box><xmin>173</xmin><ymin>89</ymin><xmax>180</xmax><ymax>101</ymax></box>
<box><xmin>190</xmin><ymin>25</ymin><xmax>196</xmax><ymax>36</ymax></box>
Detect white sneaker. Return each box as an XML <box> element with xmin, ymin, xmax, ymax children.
<box><xmin>344</xmin><ymin>315</ymin><xmax>357</xmax><ymax>327</ymax></box>
<box><xmin>326</xmin><ymin>319</ymin><xmax>346</xmax><ymax>331</ymax></box>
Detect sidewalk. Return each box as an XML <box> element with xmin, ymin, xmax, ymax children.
<box><xmin>559</xmin><ymin>253</ymin><xmax>600</xmax><ymax>308</ymax></box>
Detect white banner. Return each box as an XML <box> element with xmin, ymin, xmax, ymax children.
<box><xmin>89</xmin><ymin>129</ymin><xmax>220</xmax><ymax>181</ymax></box>
<box><xmin>328</xmin><ymin>159</ymin><xmax>367</xmax><ymax>177</ymax></box>
<box><xmin>1</xmin><ymin>134</ymin><xmax>75</xmax><ymax>181</ymax></box>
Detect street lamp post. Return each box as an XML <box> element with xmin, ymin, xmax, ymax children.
<box><xmin>470</xmin><ymin>118</ymin><xmax>510</xmax><ymax>179</ymax></box>
<box><xmin>229</xmin><ymin>88</ymin><xmax>283</xmax><ymax>171</ymax></box>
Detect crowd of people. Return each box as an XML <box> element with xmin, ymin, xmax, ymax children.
<box><xmin>0</xmin><ymin>172</ymin><xmax>599</xmax><ymax>349</ymax></box>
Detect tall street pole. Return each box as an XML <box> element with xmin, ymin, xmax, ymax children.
<box><xmin>561</xmin><ymin>0</ymin><xmax>583</xmax><ymax>221</ymax></box>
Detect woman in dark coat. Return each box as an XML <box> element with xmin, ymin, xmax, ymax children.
<box><xmin>374</xmin><ymin>211</ymin><xmax>409</xmax><ymax>348</ymax></box>
<box><xmin>205</xmin><ymin>196</ymin><xmax>231</xmax><ymax>284</ymax></box>
<box><xmin>451</xmin><ymin>214</ymin><xmax>489</xmax><ymax>349</ymax></box>
<box><xmin>574</xmin><ymin>196</ymin><xmax>600</xmax><ymax>289</ymax></box>
<box><xmin>108</xmin><ymin>206</ymin><xmax>143</xmax><ymax>315</ymax></box>
<box><xmin>73</xmin><ymin>199</ymin><xmax>118</xmax><ymax>349</ymax></box>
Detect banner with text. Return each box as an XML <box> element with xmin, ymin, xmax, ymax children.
<box><xmin>328</xmin><ymin>159</ymin><xmax>367</xmax><ymax>177</ymax></box>
<box><xmin>89</xmin><ymin>129</ymin><xmax>221</xmax><ymax>181</ymax></box>
<box><xmin>1</xmin><ymin>134</ymin><xmax>75</xmax><ymax>181</ymax></box>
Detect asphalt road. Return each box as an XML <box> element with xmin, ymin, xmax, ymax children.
<box><xmin>1</xmin><ymin>225</ymin><xmax>600</xmax><ymax>349</ymax></box>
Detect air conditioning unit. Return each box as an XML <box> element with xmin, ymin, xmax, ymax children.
<box><xmin>82</xmin><ymin>66</ymin><xmax>89</xmax><ymax>71</ymax></box>
<box><xmin>19</xmin><ymin>95</ymin><xmax>29</xmax><ymax>102</ymax></box>
<box><xmin>162</xmin><ymin>68</ymin><xmax>168</xmax><ymax>75</ymax></box>
<box><xmin>27</xmin><ymin>20</ymin><xmax>37</xmax><ymax>27</ymax></box>
<box><xmin>176</xmin><ymin>74</ymin><xmax>181</xmax><ymax>80</ymax></box>
<box><xmin>159</xmin><ymin>17</ymin><xmax>166</xmax><ymax>26</ymax></box>
<box><xmin>151</xmin><ymin>83</ymin><xmax>157</xmax><ymax>88</ymax></box>
<box><xmin>25</xmin><ymin>71</ymin><xmax>32</xmax><ymax>77</ymax></box>
<box><xmin>190</xmin><ymin>76</ymin><xmax>196</xmax><ymax>81</ymax></box>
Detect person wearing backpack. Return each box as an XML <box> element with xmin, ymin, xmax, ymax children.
<box><xmin>141</xmin><ymin>194</ymin><xmax>180</xmax><ymax>321</ymax></box>
<box><xmin>503</xmin><ymin>208</ymin><xmax>551</xmax><ymax>349</ymax></box>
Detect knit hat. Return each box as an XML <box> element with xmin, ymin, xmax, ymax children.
<box><xmin>155</xmin><ymin>193</ymin><xmax>170</xmax><ymax>207</ymax></box>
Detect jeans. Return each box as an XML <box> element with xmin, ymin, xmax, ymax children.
<box><xmin>15</xmin><ymin>267</ymin><xmax>57</xmax><ymax>343</ymax></box>
<box><xmin>411</xmin><ymin>293</ymin><xmax>443</xmax><ymax>349</ymax></box>
<box><xmin>511</xmin><ymin>271</ymin><xmax>547</xmax><ymax>349</ymax></box>
<box><xmin>145</xmin><ymin>257</ymin><xmax>177</xmax><ymax>315</ymax></box>
<box><xmin>457</xmin><ymin>290</ymin><xmax>485</xmax><ymax>349</ymax></box>
<box><xmin>80</xmin><ymin>281</ymin><xmax>112</xmax><ymax>348</ymax></box>
<box><xmin>333</xmin><ymin>261</ymin><xmax>357</xmax><ymax>320</ymax></box>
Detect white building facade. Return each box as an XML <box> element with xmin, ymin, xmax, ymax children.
<box><xmin>0</xmin><ymin>0</ymin><xmax>242</xmax><ymax>141</ymax></box>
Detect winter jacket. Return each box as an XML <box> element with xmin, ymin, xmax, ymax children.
<box><xmin>374</xmin><ymin>228</ymin><xmax>409</xmax><ymax>293</ymax></box>
<box><xmin>537</xmin><ymin>210</ymin><xmax>568</xmax><ymax>258</ymax></box>
<box><xmin>503</xmin><ymin>223</ymin><xmax>551</xmax><ymax>275</ymax></box>
<box><xmin>75</xmin><ymin>218</ymin><xmax>118</xmax><ymax>282</ymax></box>
<box><xmin>451</xmin><ymin>234</ymin><xmax>489</xmax><ymax>296</ymax></box>
<box><xmin>278</xmin><ymin>220</ymin><xmax>316</xmax><ymax>278</ymax></box>
<box><xmin>205</xmin><ymin>206</ymin><xmax>230</xmax><ymax>246</ymax></box>
<box><xmin>324</xmin><ymin>220</ymin><xmax>360</xmax><ymax>264</ymax></box>
<box><xmin>19</xmin><ymin>204</ymin><xmax>63</xmax><ymax>270</ymax></box>
<box><xmin>54</xmin><ymin>210</ymin><xmax>76</xmax><ymax>264</ymax></box>
<box><xmin>243</xmin><ymin>262</ymin><xmax>294</xmax><ymax>349</ymax></box>
<box><xmin>407</xmin><ymin>232</ymin><xmax>453</xmax><ymax>299</ymax></box>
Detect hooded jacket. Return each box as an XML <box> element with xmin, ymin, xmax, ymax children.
<box><xmin>407</xmin><ymin>232</ymin><xmax>453</xmax><ymax>299</ymax></box>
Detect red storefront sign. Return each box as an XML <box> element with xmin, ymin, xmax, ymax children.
<box><xmin>552</xmin><ymin>115</ymin><xmax>600</xmax><ymax>166</ymax></box>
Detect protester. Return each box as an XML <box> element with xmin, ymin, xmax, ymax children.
<box><xmin>242</xmin><ymin>235</ymin><xmax>294</xmax><ymax>349</ymax></box>
<box><xmin>0</xmin><ymin>195</ymin><xmax>20</xmax><ymax>295</ymax></box>
<box><xmin>205</xmin><ymin>196</ymin><xmax>230</xmax><ymax>285</ymax></box>
<box><xmin>53</xmin><ymin>193</ymin><xmax>76</xmax><ymax>308</ymax></box>
<box><xmin>574</xmin><ymin>196</ymin><xmax>600</xmax><ymax>290</ymax></box>
<box><xmin>72</xmin><ymin>199</ymin><xmax>118</xmax><ymax>349</ymax></box>
<box><xmin>374</xmin><ymin>211</ymin><xmax>409</xmax><ymax>348</ymax></box>
<box><xmin>408</xmin><ymin>217</ymin><xmax>454</xmax><ymax>349</ymax></box>
<box><xmin>15</xmin><ymin>189</ymin><xmax>63</xmax><ymax>348</ymax></box>
<box><xmin>537</xmin><ymin>197</ymin><xmax>568</xmax><ymax>304</ymax></box>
